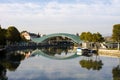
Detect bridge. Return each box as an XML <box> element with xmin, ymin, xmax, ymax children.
<box><xmin>31</xmin><ymin>33</ymin><xmax>82</xmax><ymax>44</ymax></box>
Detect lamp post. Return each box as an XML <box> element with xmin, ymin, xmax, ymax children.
<box><xmin>118</xmin><ymin>34</ymin><xmax>120</xmax><ymax>51</ymax></box>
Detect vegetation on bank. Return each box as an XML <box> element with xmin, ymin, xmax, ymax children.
<box><xmin>112</xmin><ymin>24</ymin><xmax>120</xmax><ymax>50</ymax></box>
<box><xmin>0</xmin><ymin>24</ymin><xmax>120</xmax><ymax>50</ymax></box>
<box><xmin>0</xmin><ymin>26</ymin><xmax>21</xmax><ymax>46</ymax></box>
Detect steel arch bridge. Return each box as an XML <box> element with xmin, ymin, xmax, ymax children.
<box><xmin>31</xmin><ymin>33</ymin><xmax>82</xmax><ymax>44</ymax></box>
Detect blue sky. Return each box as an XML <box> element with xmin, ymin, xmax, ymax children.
<box><xmin>0</xmin><ymin>0</ymin><xmax>120</xmax><ymax>35</ymax></box>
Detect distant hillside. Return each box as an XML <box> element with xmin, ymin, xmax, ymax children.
<box><xmin>102</xmin><ymin>33</ymin><xmax>111</xmax><ymax>37</ymax></box>
<box><xmin>104</xmin><ymin>36</ymin><xmax>113</xmax><ymax>42</ymax></box>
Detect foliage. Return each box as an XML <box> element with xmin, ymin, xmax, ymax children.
<box><xmin>6</xmin><ymin>26</ymin><xmax>21</xmax><ymax>43</ymax></box>
<box><xmin>112</xmin><ymin>65</ymin><xmax>120</xmax><ymax>80</ymax></box>
<box><xmin>92</xmin><ymin>32</ymin><xmax>104</xmax><ymax>42</ymax></box>
<box><xmin>112</xmin><ymin>24</ymin><xmax>120</xmax><ymax>42</ymax></box>
<box><xmin>79</xmin><ymin>59</ymin><xmax>103</xmax><ymax>71</ymax></box>
<box><xmin>80</xmin><ymin>32</ymin><xmax>104</xmax><ymax>42</ymax></box>
<box><xmin>0</xmin><ymin>26</ymin><xmax>22</xmax><ymax>45</ymax></box>
<box><xmin>0</xmin><ymin>28</ymin><xmax>7</xmax><ymax>45</ymax></box>
<box><xmin>80</xmin><ymin>32</ymin><xmax>92</xmax><ymax>42</ymax></box>
<box><xmin>86</xmin><ymin>32</ymin><xmax>93</xmax><ymax>42</ymax></box>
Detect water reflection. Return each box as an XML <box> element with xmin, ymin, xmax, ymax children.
<box><xmin>112</xmin><ymin>58</ymin><xmax>120</xmax><ymax>80</ymax></box>
<box><xmin>0</xmin><ymin>50</ymin><xmax>31</xmax><ymax>80</ymax></box>
<box><xmin>0</xmin><ymin>46</ymin><xmax>120</xmax><ymax>80</ymax></box>
<box><xmin>41</xmin><ymin>46</ymin><xmax>73</xmax><ymax>56</ymax></box>
<box><xmin>79</xmin><ymin>50</ymin><xmax>103</xmax><ymax>71</ymax></box>
<box><xmin>79</xmin><ymin>59</ymin><xmax>103</xmax><ymax>71</ymax></box>
<box><xmin>30</xmin><ymin>46</ymin><xmax>80</xmax><ymax>60</ymax></box>
<box><xmin>0</xmin><ymin>64</ymin><xmax>7</xmax><ymax>80</ymax></box>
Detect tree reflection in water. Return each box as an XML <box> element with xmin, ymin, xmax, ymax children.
<box><xmin>0</xmin><ymin>50</ymin><xmax>31</xmax><ymax>80</ymax></box>
<box><xmin>79</xmin><ymin>54</ymin><xmax>103</xmax><ymax>71</ymax></box>
<box><xmin>0</xmin><ymin>64</ymin><xmax>7</xmax><ymax>80</ymax></box>
<box><xmin>112</xmin><ymin>58</ymin><xmax>120</xmax><ymax>80</ymax></box>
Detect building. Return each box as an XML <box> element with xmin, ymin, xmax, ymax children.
<box><xmin>21</xmin><ymin>31</ymin><xmax>31</xmax><ymax>40</ymax></box>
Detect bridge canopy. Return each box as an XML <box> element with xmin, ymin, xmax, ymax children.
<box><xmin>31</xmin><ymin>33</ymin><xmax>82</xmax><ymax>44</ymax></box>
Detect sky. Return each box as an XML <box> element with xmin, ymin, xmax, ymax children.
<box><xmin>0</xmin><ymin>0</ymin><xmax>120</xmax><ymax>35</ymax></box>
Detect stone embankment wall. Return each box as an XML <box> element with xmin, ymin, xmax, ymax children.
<box><xmin>99</xmin><ymin>49</ymin><xmax>120</xmax><ymax>57</ymax></box>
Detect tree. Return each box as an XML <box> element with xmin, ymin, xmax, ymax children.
<box><xmin>80</xmin><ymin>32</ymin><xmax>104</xmax><ymax>49</ymax></box>
<box><xmin>92</xmin><ymin>32</ymin><xmax>104</xmax><ymax>43</ymax></box>
<box><xmin>6</xmin><ymin>26</ymin><xmax>21</xmax><ymax>43</ymax></box>
<box><xmin>0</xmin><ymin>27</ymin><xmax>7</xmax><ymax>45</ymax></box>
<box><xmin>112</xmin><ymin>24</ymin><xmax>120</xmax><ymax>50</ymax></box>
<box><xmin>86</xmin><ymin>32</ymin><xmax>93</xmax><ymax>42</ymax></box>
<box><xmin>80</xmin><ymin>32</ymin><xmax>93</xmax><ymax>48</ymax></box>
<box><xmin>92</xmin><ymin>32</ymin><xmax>104</xmax><ymax>52</ymax></box>
<box><xmin>80</xmin><ymin>32</ymin><xmax>93</xmax><ymax>42</ymax></box>
<box><xmin>80</xmin><ymin>32</ymin><xmax>89</xmax><ymax>42</ymax></box>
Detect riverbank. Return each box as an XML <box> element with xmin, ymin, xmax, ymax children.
<box><xmin>98</xmin><ymin>49</ymin><xmax>120</xmax><ymax>58</ymax></box>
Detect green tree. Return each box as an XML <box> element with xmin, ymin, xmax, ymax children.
<box><xmin>92</xmin><ymin>32</ymin><xmax>104</xmax><ymax>42</ymax></box>
<box><xmin>80</xmin><ymin>32</ymin><xmax>104</xmax><ymax>49</ymax></box>
<box><xmin>92</xmin><ymin>32</ymin><xmax>104</xmax><ymax>53</ymax></box>
<box><xmin>80</xmin><ymin>32</ymin><xmax>87</xmax><ymax>41</ymax></box>
<box><xmin>112</xmin><ymin>24</ymin><xmax>120</xmax><ymax>50</ymax></box>
<box><xmin>0</xmin><ymin>28</ymin><xmax>7</xmax><ymax>45</ymax></box>
<box><xmin>86</xmin><ymin>32</ymin><xmax>93</xmax><ymax>42</ymax></box>
<box><xmin>6</xmin><ymin>26</ymin><xmax>21</xmax><ymax>43</ymax></box>
<box><xmin>80</xmin><ymin>32</ymin><xmax>94</xmax><ymax>42</ymax></box>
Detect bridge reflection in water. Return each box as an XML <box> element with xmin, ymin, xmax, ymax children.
<box><xmin>30</xmin><ymin>46</ymin><xmax>80</xmax><ymax>60</ymax></box>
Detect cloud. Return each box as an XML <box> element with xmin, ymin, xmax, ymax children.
<box><xmin>0</xmin><ymin>0</ymin><xmax>120</xmax><ymax>16</ymax></box>
<box><xmin>0</xmin><ymin>0</ymin><xmax>120</xmax><ymax>34</ymax></box>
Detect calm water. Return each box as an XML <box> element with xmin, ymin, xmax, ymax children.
<box><xmin>0</xmin><ymin>47</ymin><xmax>120</xmax><ymax>80</ymax></box>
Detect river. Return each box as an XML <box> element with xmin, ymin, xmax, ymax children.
<box><xmin>0</xmin><ymin>46</ymin><xmax>120</xmax><ymax>80</ymax></box>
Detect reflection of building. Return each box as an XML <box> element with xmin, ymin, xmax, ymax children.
<box><xmin>24</xmin><ymin>51</ymin><xmax>31</xmax><ymax>58</ymax></box>
<box><xmin>18</xmin><ymin>51</ymin><xmax>31</xmax><ymax>58</ymax></box>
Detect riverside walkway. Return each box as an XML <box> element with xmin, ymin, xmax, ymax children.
<box><xmin>99</xmin><ymin>49</ymin><xmax>120</xmax><ymax>58</ymax></box>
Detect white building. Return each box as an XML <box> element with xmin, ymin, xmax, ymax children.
<box><xmin>21</xmin><ymin>31</ymin><xmax>31</xmax><ymax>40</ymax></box>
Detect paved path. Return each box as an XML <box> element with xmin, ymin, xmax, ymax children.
<box><xmin>99</xmin><ymin>49</ymin><xmax>120</xmax><ymax>58</ymax></box>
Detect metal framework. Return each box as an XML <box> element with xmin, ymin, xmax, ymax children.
<box><xmin>31</xmin><ymin>33</ymin><xmax>82</xmax><ymax>44</ymax></box>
